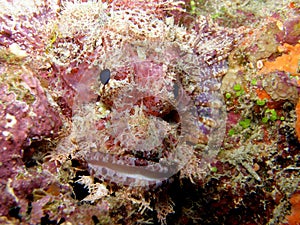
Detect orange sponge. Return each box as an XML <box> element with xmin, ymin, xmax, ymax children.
<box><xmin>287</xmin><ymin>191</ymin><xmax>300</xmax><ymax>225</ymax></box>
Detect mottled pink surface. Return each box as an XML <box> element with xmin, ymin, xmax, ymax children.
<box><xmin>0</xmin><ymin>66</ymin><xmax>62</xmax><ymax>215</ymax></box>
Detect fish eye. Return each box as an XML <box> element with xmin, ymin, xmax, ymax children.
<box><xmin>100</xmin><ymin>69</ymin><xmax>110</xmax><ymax>85</ymax></box>
<box><xmin>173</xmin><ymin>83</ymin><xmax>179</xmax><ymax>99</ymax></box>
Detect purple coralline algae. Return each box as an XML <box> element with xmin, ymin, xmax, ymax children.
<box><xmin>0</xmin><ymin>0</ymin><xmax>62</xmax><ymax>218</ymax></box>
<box><xmin>0</xmin><ymin>55</ymin><xmax>62</xmax><ymax>217</ymax></box>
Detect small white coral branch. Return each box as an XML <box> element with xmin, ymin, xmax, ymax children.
<box><xmin>155</xmin><ymin>198</ymin><xmax>175</xmax><ymax>225</ymax></box>
<box><xmin>76</xmin><ymin>176</ymin><xmax>109</xmax><ymax>203</ymax></box>
<box><xmin>127</xmin><ymin>195</ymin><xmax>153</xmax><ymax>214</ymax></box>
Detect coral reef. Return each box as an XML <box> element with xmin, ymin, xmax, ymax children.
<box><xmin>0</xmin><ymin>0</ymin><xmax>299</xmax><ymax>224</ymax></box>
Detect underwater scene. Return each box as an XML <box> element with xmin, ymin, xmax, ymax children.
<box><xmin>0</xmin><ymin>0</ymin><xmax>300</xmax><ymax>224</ymax></box>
